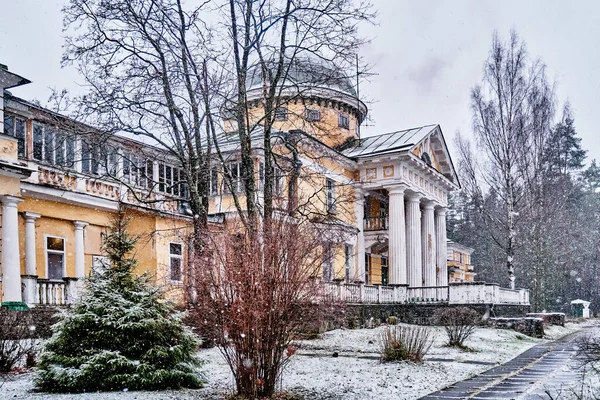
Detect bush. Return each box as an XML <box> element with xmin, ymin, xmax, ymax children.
<box><xmin>379</xmin><ymin>325</ymin><xmax>433</xmax><ymax>363</ymax></box>
<box><xmin>0</xmin><ymin>310</ymin><xmax>38</xmax><ymax>373</ymax></box>
<box><xmin>386</xmin><ymin>316</ymin><xmax>398</xmax><ymax>325</ymax></box>
<box><xmin>35</xmin><ymin>211</ymin><xmax>203</xmax><ymax>393</ymax></box>
<box><xmin>433</xmin><ymin>307</ymin><xmax>480</xmax><ymax>349</ymax></box>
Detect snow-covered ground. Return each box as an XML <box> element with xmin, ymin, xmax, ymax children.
<box><xmin>0</xmin><ymin>322</ymin><xmax>586</xmax><ymax>400</ymax></box>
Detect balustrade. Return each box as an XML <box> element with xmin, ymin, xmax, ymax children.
<box><xmin>36</xmin><ymin>280</ymin><xmax>68</xmax><ymax>306</ymax></box>
<box><xmin>321</xmin><ymin>281</ymin><xmax>527</xmax><ymax>305</ymax></box>
<box><xmin>363</xmin><ymin>216</ymin><xmax>388</xmax><ymax>231</ymax></box>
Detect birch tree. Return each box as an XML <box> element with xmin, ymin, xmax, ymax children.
<box><xmin>457</xmin><ymin>31</ymin><xmax>555</xmax><ymax>289</ymax></box>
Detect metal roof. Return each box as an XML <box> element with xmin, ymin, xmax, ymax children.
<box><xmin>342</xmin><ymin>124</ymin><xmax>438</xmax><ymax>158</ymax></box>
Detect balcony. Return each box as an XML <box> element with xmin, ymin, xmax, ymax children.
<box><xmin>364</xmin><ymin>216</ymin><xmax>388</xmax><ymax>231</ymax></box>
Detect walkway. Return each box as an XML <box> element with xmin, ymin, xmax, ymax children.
<box><xmin>421</xmin><ymin>327</ymin><xmax>593</xmax><ymax>400</ymax></box>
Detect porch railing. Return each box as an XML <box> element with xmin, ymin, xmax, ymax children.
<box><xmin>364</xmin><ymin>216</ymin><xmax>388</xmax><ymax>231</ymax></box>
<box><xmin>322</xmin><ymin>281</ymin><xmax>529</xmax><ymax>305</ymax></box>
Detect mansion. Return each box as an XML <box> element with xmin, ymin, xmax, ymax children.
<box><xmin>0</xmin><ymin>62</ymin><xmax>528</xmax><ymax>308</ymax></box>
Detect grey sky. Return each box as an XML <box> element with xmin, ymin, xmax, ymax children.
<box><xmin>2</xmin><ymin>1</ymin><xmax>600</xmax><ymax>162</ymax></box>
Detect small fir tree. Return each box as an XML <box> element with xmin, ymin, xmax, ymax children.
<box><xmin>36</xmin><ymin>211</ymin><xmax>203</xmax><ymax>392</ymax></box>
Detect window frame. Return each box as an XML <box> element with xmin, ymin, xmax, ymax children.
<box><xmin>344</xmin><ymin>244</ymin><xmax>353</xmax><ymax>283</ymax></box>
<box><xmin>169</xmin><ymin>242</ymin><xmax>184</xmax><ymax>284</ymax></box>
<box><xmin>32</xmin><ymin>123</ymin><xmax>76</xmax><ymax>168</ymax></box>
<box><xmin>381</xmin><ymin>256</ymin><xmax>389</xmax><ymax>286</ymax></box>
<box><xmin>305</xmin><ymin>108</ymin><xmax>321</xmax><ymax>122</ymax></box>
<box><xmin>274</xmin><ymin>106</ymin><xmax>288</xmax><ymax>121</ymax></box>
<box><xmin>326</xmin><ymin>178</ymin><xmax>336</xmax><ymax>214</ymax></box>
<box><xmin>45</xmin><ymin>235</ymin><xmax>66</xmax><ymax>281</ymax></box>
<box><xmin>3</xmin><ymin>114</ymin><xmax>26</xmax><ymax>158</ymax></box>
<box><xmin>338</xmin><ymin>113</ymin><xmax>350</xmax><ymax>129</ymax></box>
<box><xmin>322</xmin><ymin>242</ymin><xmax>334</xmax><ymax>282</ymax></box>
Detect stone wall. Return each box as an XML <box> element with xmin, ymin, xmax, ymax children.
<box><xmin>344</xmin><ymin>303</ymin><xmax>531</xmax><ymax>327</ymax></box>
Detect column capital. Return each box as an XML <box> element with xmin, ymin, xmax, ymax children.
<box><xmin>354</xmin><ymin>186</ymin><xmax>365</xmax><ymax>200</ymax></box>
<box><xmin>0</xmin><ymin>195</ymin><xmax>24</xmax><ymax>207</ymax></box>
<box><xmin>406</xmin><ymin>192</ymin><xmax>421</xmax><ymax>202</ymax></box>
<box><xmin>387</xmin><ymin>184</ymin><xmax>408</xmax><ymax>196</ymax></box>
<box><xmin>435</xmin><ymin>207</ymin><xmax>448</xmax><ymax>216</ymax></box>
<box><xmin>73</xmin><ymin>220</ymin><xmax>89</xmax><ymax>229</ymax></box>
<box><xmin>422</xmin><ymin>200</ymin><xmax>436</xmax><ymax>210</ymax></box>
<box><xmin>23</xmin><ymin>212</ymin><xmax>41</xmax><ymax>221</ymax></box>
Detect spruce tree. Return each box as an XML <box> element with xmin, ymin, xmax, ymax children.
<box><xmin>36</xmin><ymin>211</ymin><xmax>203</xmax><ymax>392</ymax></box>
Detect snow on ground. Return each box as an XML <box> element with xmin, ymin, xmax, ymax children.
<box><xmin>0</xmin><ymin>322</ymin><xmax>585</xmax><ymax>400</ymax></box>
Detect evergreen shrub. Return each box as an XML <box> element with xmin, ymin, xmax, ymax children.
<box><xmin>35</xmin><ymin>212</ymin><xmax>203</xmax><ymax>392</ymax></box>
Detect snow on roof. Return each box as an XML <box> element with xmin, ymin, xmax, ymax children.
<box><xmin>342</xmin><ymin>124</ymin><xmax>438</xmax><ymax>158</ymax></box>
<box><xmin>571</xmin><ymin>299</ymin><xmax>591</xmax><ymax>304</ymax></box>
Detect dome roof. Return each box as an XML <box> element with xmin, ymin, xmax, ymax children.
<box><xmin>246</xmin><ymin>57</ymin><xmax>357</xmax><ymax>98</ymax></box>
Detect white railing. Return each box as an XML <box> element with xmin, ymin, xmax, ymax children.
<box><xmin>36</xmin><ymin>279</ymin><xmax>69</xmax><ymax>306</ymax></box>
<box><xmin>407</xmin><ymin>286</ymin><xmax>449</xmax><ymax>303</ymax></box>
<box><xmin>364</xmin><ymin>285</ymin><xmax>378</xmax><ymax>303</ymax></box>
<box><xmin>322</xmin><ymin>281</ymin><xmax>529</xmax><ymax>305</ymax></box>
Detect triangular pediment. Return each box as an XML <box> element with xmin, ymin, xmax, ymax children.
<box><xmin>410</xmin><ymin>125</ymin><xmax>460</xmax><ymax>187</ymax></box>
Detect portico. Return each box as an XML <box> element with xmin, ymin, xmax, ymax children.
<box><xmin>344</xmin><ymin>125</ymin><xmax>458</xmax><ymax>291</ymax></box>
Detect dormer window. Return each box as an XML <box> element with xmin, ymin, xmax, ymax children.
<box><xmin>305</xmin><ymin>108</ymin><xmax>321</xmax><ymax>122</ymax></box>
<box><xmin>275</xmin><ymin>107</ymin><xmax>288</xmax><ymax>121</ymax></box>
<box><xmin>338</xmin><ymin>113</ymin><xmax>349</xmax><ymax>129</ymax></box>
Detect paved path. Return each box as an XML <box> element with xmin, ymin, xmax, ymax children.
<box><xmin>421</xmin><ymin>327</ymin><xmax>593</xmax><ymax>400</ymax></box>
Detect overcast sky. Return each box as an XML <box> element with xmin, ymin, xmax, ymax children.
<box><xmin>2</xmin><ymin>1</ymin><xmax>600</xmax><ymax>162</ymax></box>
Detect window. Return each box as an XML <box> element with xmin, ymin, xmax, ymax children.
<box><xmin>326</xmin><ymin>178</ymin><xmax>336</xmax><ymax>213</ymax></box>
<box><xmin>305</xmin><ymin>108</ymin><xmax>321</xmax><ymax>122</ymax></box>
<box><xmin>46</xmin><ymin>236</ymin><xmax>65</xmax><ymax>280</ymax></box>
<box><xmin>33</xmin><ymin>123</ymin><xmax>75</xmax><ymax>167</ymax></box>
<box><xmin>381</xmin><ymin>256</ymin><xmax>388</xmax><ymax>286</ymax></box>
<box><xmin>344</xmin><ymin>244</ymin><xmax>353</xmax><ymax>282</ymax></box>
<box><xmin>3</xmin><ymin>114</ymin><xmax>26</xmax><ymax>158</ymax></box>
<box><xmin>338</xmin><ymin>113</ymin><xmax>349</xmax><ymax>129</ymax></box>
<box><xmin>169</xmin><ymin>243</ymin><xmax>183</xmax><ymax>282</ymax></box>
<box><xmin>209</xmin><ymin>168</ymin><xmax>219</xmax><ymax>195</ymax></box>
<box><xmin>258</xmin><ymin>162</ymin><xmax>283</xmax><ymax>195</ymax></box>
<box><xmin>225</xmin><ymin>162</ymin><xmax>244</xmax><ymax>194</ymax></box>
<box><xmin>124</xmin><ymin>153</ymin><xmax>154</xmax><ymax>188</ymax></box>
<box><xmin>322</xmin><ymin>243</ymin><xmax>333</xmax><ymax>282</ymax></box>
<box><xmin>274</xmin><ymin>107</ymin><xmax>288</xmax><ymax>121</ymax></box>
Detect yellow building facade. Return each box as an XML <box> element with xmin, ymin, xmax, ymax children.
<box><xmin>447</xmin><ymin>241</ymin><xmax>476</xmax><ymax>282</ymax></box>
<box><xmin>0</xmin><ymin>59</ymin><xmax>462</xmax><ymax>308</ymax></box>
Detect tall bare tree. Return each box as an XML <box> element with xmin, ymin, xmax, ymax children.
<box><xmin>457</xmin><ymin>31</ymin><xmax>555</xmax><ymax>290</ymax></box>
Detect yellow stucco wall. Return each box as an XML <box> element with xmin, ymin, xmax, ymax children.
<box><xmin>11</xmin><ymin>196</ymin><xmax>192</xmax><ymax>299</ymax></box>
<box><xmin>226</xmin><ymin>101</ymin><xmax>360</xmax><ymax>148</ymax></box>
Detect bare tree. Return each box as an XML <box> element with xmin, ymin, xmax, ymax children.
<box><xmin>189</xmin><ymin>217</ymin><xmax>340</xmax><ymax>398</ymax></box>
<box><xmin>457</xmin><ymin>30</ymin><xmax>555</xmax><ymax>289</ymax></box>
<box><xmin>59</xmin><ymin>0</ymin><xmax>374</xmax><ymax>397</ymax></box>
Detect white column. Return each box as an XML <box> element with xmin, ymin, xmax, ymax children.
<box><xmin>388</xmin><ymin>185</ymin><xmax>407</xmax><ymax>285</ymax></box>
<box><xmin>24</xmin><ymin>212</ymin><xmax>41</xmax><ymax>276</ymax></box>
<box><xmin>405</xmin><ymin>193</ymin><xmax>422</xmax><ymax>287</ymax></box>
<box><xmin>23</xmin><ymin>212</ymin><xmax>41</xmax><ymax>304</ymax></box>
<box><xmin>1</xmin><ymin>196</ymin><xmax>24</xmax><ymax>303</ymax></box>
<box><xmin>73</xmin><ymin>221</ymin><xmax>89</xmax><ymax>279</ymax></box>
<box><xmin>422</xmin><ymin>201</ymin><xmax>437</xmax><ymax>287</ymax></box>
<box><xmin>354</xmin><ymin>189</ymin><xmax>365</xmax><ymax>282</ymax></box>
<box><xmin>435</xmin><ymin>207</ymin><xmax>448</xmax><ymax>286</ymax></box>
